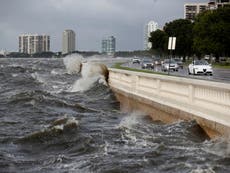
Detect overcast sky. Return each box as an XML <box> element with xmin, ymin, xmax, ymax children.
<box><xmin>0</xmin><ymin>0</ymin><xmax>207</xmax><ymax>52</ymax></box>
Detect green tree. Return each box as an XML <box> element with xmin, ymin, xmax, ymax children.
<box><xmin>149</xmin><ymin>29</ymin><xmax>168</xmax><ymax>56</ymax></box>
<box><xmin>164</xmin><ymin>19</ymin><xmax>194</xmax><ymax>60</ymax></box>
<box><xmin>7</xmin><ymin>52</ymin><xmax>30</xmax><ymax>58</ymax></box>
<box><xmin>193</xmin><ymin>7</ymin><xmax>230</xmax><ymax>60</ymax></box>
<box><xmin>33</xmin><ymin>51</ymin><xmax>55</xmax><ymax>58</ymax></box>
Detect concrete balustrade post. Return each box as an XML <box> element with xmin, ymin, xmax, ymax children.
<box><xmin>189</xmin><ymin>84</ymin><xmax>194</xmax><ymax>104</ymax></box>
<box><xmin>156</xmin><ymin>79</ymin><xmax>161</xmax><ymax>96</ymax></box>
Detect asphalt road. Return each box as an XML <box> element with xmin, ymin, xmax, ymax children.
<box><xmin>124</xmin><ymin>62</ymin><xmax>230</xmax><ymax>84</ymax></box>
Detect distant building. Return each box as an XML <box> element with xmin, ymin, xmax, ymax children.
<box><xmin>184</xmin><ymin>0</ymin><xmax>230</xmax><ymax>21</ymax></box>
<box><xmin>184</xmin><ymin>3</ymin><xmax>208</xmax><ymax>21</ymax></box>
<box><xmin>101</xmin><ymin>39</ymin><xmax>107</xmax><ymax>53</ymax></box>
<box><xmin>144</xmin><ymin>20</ymin><xmax>158</xmax><ymax>50</ymax></box>
<box><xmin>208</xmin><ymin>0</ymin><xmax>230</xmax><ymax>9</ymax></box>
<box><xmin>62</xmin><ymin>30</ymin><xmax>76</xmax><ymax>55</ymax></box>
<box><xmin>101</xmin><ymin>36</ymin><xmax>116</xmax><ymax>56</ymax></box>
<box><xmin>19</xmin><ymin>34</ymin><xmax>50</xmax><ymax>54</ymax></box>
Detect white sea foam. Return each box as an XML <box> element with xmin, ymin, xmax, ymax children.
<box><xmin>51</xmin><ymin>69</ymin><xmax>60</xmax><ymax>75</ymax></box>
<box><xmin>103</xmin><ymin>141</ymin><xmax>109</xmax><ymax>155</ymax></box>
<box><xmin>118</xmin><ymin>111</ymin><xmax>145</xmax><ymax>129</ymax></box>
<box><xmin>66</xmin><ymin>117</ymin><xmax>79</xmax><ymax>126</ymax></box>
<box><xmin>118</xmin><ymin>112</ymin><xmax>152</xmax><ymax>145</ymax></box>
<box><xmin>203</xmin><ymin>138</ymin><xmax>230</xmax><ymax>157</ymax></box>
<box><xmin>8</xmin><ymin>64</ymin><xmax>23</xmax><ymax>68</ymax></box>
<box><xmin>70</xmin><ymin>76</ymin><xmax>97</xmax><ymax>92</ymax></box>
<box><xmin>190</xmin><ymin>167</ymin><xmax>215</xmax><ymax>173</ymax></box>
<box><xmin>50</xmin><ymin>116</ymin><xmax>79</xmax><ymax>131</ymax></box>
<box><xmin>52</xmin><ymin>85</ymin><xmax>59</xmax><ymax>89</ymax></box>
<box><xmin>63</xmin><ymin>54</ymin><xmax>83</xmax><ymax>74</ymax></box>
<box><xmin>11</xmin><ymin>74</ymin><xmax>18</xmax><ymax>77</ymax></box>
<box><xmin>31</xmin><ymin>72</ymin><xmax>46</xmax><ymax>84</ymax></box>
<box><xmin>53</xmin><ymin>125</ymin><xmax>64</xmax><ymax>130</ymax></box>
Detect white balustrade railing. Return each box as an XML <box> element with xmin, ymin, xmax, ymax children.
<box><xmin>109</xmin><ymin>68</ymin><xmax>230</xmax><ymax>128</ymax></box>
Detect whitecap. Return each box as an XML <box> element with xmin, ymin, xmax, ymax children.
<box><xmin>11</xmin><ymin>74</ymin><xmax>18</xmax><ymax>77</ymax></box>
<box><xmin>31</xmin><ymin>72</ymin><xmax>46</xmax><ymax>84</ymax></box>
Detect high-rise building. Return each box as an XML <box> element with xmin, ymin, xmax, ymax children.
<box><xmin>208</xmin><ymin>0</ymin><xmax>230</xmax><ymax>9</ymax></box>
<box><xmin>184</xmin><ymin>3</ymin><xmax>208</xmax><ymax>21</ymax></box>
<box><xmin>101</xmin><ymin>36</ymin><xmax>116</xmax><ymax>56</ymax></box>
<box><xmin>144</xmin><ymin>20</ymin><xmax>158</xmax><ymax>50</ymax></box>
<box><xmin>62</xmin><ymin>30</ymin><xmax>76</xmax><ymax>55</ymax></box>
<box><xmin>19</xmin><ymin>34</ymin><xmax>50</xmax><ymax>54</ymax></box>
<box><xmin>184</xmin><ymin>0</ymin><xmax>230</xmax><ymax>21</ymax></box>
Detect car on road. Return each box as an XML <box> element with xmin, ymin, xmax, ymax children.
<box><xmin>132</xmin><ymin>58</ymin><xmax>141</xmax><ymax>64</ymax></box>
<box><xmin>141</xmin><ymin>59</ymin><xmax>154</xmax><ymax>69</ymax></box>
<box><xmin>174</xmin><ymin>58</ymin><xmax>183</xmax><ymax>69</ymax></box>
<box><xmin>188</xmin><ymin>59</ymin><xmax>213</xmax><ymax>75</ymax></box>
<box><xmin>153</xmin><ymin>58</ymin><xmax>162</xmax><ymax>65</ymax></box>
<box><xmin>161</xmin><ymin>59</ymin><xmax>179</xmax><ymax>72</ymax></box>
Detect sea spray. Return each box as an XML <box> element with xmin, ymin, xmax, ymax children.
<box><xmin>71</xmin><ymin>62</ymin><xmax>108</xmax><ymax>92</ymax></box>
<box><xmin>71</xmin><ymin>76</ymin><xmax>100</xmax><ymax>92</ymax></box>
<box><xmin>63</xmin><ymin>54</ymin><xmax>109</xmax><ymax>92</ymax></box>
<box><xmin>118</xmin><ymin>112</ymin><xmax>148</xmax><ymax>144</ymax></box>
<box><xmin>63</xmin><ymin>54</ymin><xmax>83</xmax><ymax>74</ymax></box>
<box><xmin>118</xmin><ymin>111</ymin><xmax>146</xmax><ymax>129</ymax></box>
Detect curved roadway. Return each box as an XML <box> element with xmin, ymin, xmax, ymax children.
<box><xmin>124</xmin><ymin>62</ymin><xmax>230</xmax><ymax>84</ymax></box>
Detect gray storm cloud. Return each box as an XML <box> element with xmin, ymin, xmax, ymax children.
<box><xmin>0</xmin><ymin>0</ymin><xmax>207</xmax><ymax>52</ymax></box>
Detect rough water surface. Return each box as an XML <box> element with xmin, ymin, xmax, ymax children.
<box><xmin>0</xmin><ymin>57</ymin><xmax>230</xmax><ymax>173</ymax></box>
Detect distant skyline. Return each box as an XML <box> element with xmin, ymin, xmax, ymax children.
<box><xmin>0</xmin><ymin>0</ymin><xmax>207</xmax><ymax>52</ymax></box>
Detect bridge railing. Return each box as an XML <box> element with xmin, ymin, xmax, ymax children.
<box><xmin>108</xmin><ymin>68</ymin><xmax>230</xmax><ymax>129</ymax></box>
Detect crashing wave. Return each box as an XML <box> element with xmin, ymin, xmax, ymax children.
<box><xmin>63</xmin><ymin>54</ymin><xmax>83</xmax><ymax>74</ymax></box>
<box><xmin>18</xmin><ymin>116</ymin><xmax>79</xmax><ymax>143</ymax></box>
<box><xmin>63</xmin><ymin>54</ymin><xmax>109</xmax><ymax>92</ymax></box>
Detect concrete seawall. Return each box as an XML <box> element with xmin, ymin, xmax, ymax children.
<box><xmin>108</xmin><ymin>68</ymin><xmax>230</xmax><ymax>138</ymax></box>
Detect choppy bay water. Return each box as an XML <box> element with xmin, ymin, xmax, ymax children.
<box><xmin>0</xmin><ymin>56</ymin><xmax>230</xmax><ymax>173</ymax></box>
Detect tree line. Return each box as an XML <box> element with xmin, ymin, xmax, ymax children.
<box><xmin>149</xmin><ymin>7</ymin><xmax>230</xmax><ymax>62</ymax></box>
<box><xmin>4</xmin><ymin>51</ymin><xmax>58</xmax><ymax>58</ymax></box>
<box><xmin>3</xmin><ymin>51</ymin><xmax>101</xmax><ymax>58</ymax></box>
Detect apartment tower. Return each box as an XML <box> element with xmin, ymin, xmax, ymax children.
<box><xmin>144</xmin><ymin>20</ymin><xmax>158</xmax><ymax>50</ymax></box>
<box><xmin>19</xmin><ymin>34</ymin><xmax>50</xmax><ymax>54</ymax></box>
<box><xmin>62</xmin><ymin>30</ymin><xmax>76</xmax><ymax>55</ymax></box>
<box><xmin>184</xmin><ymin>3</ymin><xmax>208</xmax><ymax>21</ymax></box>
<box><xmin>184</xmin><ymin>0</ymin><xmax>230</xmax><ymax>21</ymax></box>
<box><xmin>101</xmin><ymin>36</ymin><xmax>116</xmax><ymax>56</ymax></box>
